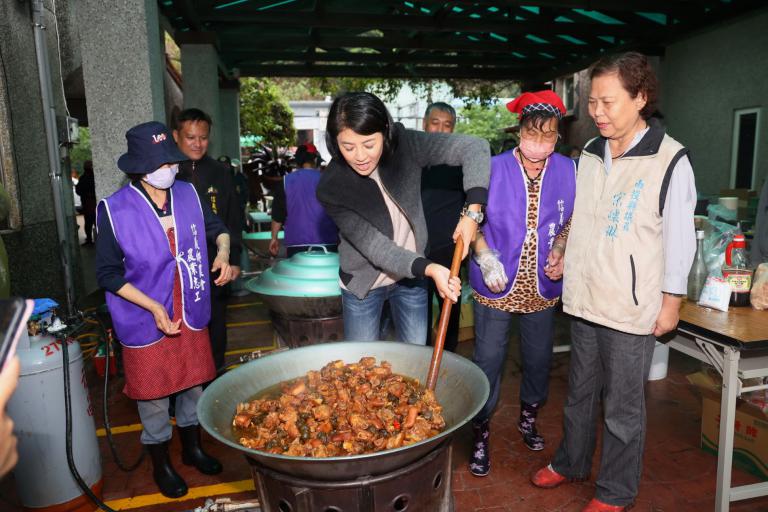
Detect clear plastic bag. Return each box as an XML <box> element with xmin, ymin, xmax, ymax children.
<box><xmin>707</xmin><ymin>203</ymin><xmax>737</xmax><ymax>224</ymax></box>
<box><xmin>750</xmin><ymin>263</ymin><xmax>768</xmax><ymax>310</ymax></box>
<box><xmin>703</xmin><ymin>220</ymin><xmax>740</xmax><ymax>277</ymax></box>
<box><xmin>698</xmin><ymin>276</ymin><xmax>731</xmax><ymax>312</ymax></box>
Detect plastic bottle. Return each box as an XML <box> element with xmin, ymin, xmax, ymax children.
<box><xmin>724</xmin><ymin>233</ymin><xmax>752</xmax><ymax>307</ymax></box>
<box><xmin>687</xmin><ymin>230</ymin><xmax>708</xmax><ymax>302</ymax></box>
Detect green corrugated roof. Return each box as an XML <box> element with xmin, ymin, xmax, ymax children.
<box><xmin>163</xmin><ymin>0</ymin><xmax>765</xmax><ymax>82</ymax></box>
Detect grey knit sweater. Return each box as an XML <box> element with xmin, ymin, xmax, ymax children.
<box><xmin>317</xmin><ymin>123</ymin><xmax>490</xmax><ymax>299</ymax></box>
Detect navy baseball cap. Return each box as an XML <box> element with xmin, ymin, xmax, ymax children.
<box><xmin>117</xmin><ymin>121</ymin><xmax>188</xmax><ymax>174</ymax></box>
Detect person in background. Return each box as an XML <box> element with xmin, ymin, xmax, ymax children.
<box><xmin>75</xmin><ymin>160</ymin><xmax>97</xmax><ymax>245</ymax></box>
<box><xmin>231</xmin><ymin>159</ymin><xmax>250</xmax><ymax>216</ymax></box>
<box><xmin>173</xmin><ymin>109</ymin><xmax>242</xmax><ymax>373</ymax></box>
<box><xmin>752</xmin><ymin>177</ymin><xmax>768</xmax><ymax>264</ymax></box>
<box><xmin>269</xmin><ymin>143</ymin><xmax>338</xmax><ymax>257</ymax></box>
<box><xmin>420</xmin><ymin>102</ymin><xmax>466</xmax><ymax>351</ymax></box>
<box><xmin>317</xmin><ymin>92</ymin><xmax>489</xmax><ymax>344</ymax></box>
<box><xmin>242</xmin><ymin>157</ymin><xmax>267</xmax><ymax>212</ymax></box>
<box><xmin>531</xmin><ymin>52</ymin><xmax>696</xmax><ymax>512</ymax></box>
<box><xmin>468</xmin><ymin>91</ymin><xmax>575</xmax><ymax>477</ymax></box>
<box><xmin>96</xmin><ymin>122</ymin><xmax>227</xmax><ymax>498</ymax></box>
<box><xmin>218</xmin><ymin>155</ymin><xmax>249</xmax><ymax>221</ymax></box>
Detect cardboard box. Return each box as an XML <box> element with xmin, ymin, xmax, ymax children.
<box><xmin>719</xmin><ymin>189</ymin><xmax>755</xmax><ymax>208</ymax></box>
<box><xmin>719</xmin><ymin>189</ymin><xmax>752</xmax><ymax>200</ymax></box>
<box><xmin>688</xmin><ymin>371</ymin><xmax>768</xmax><ymax>479</ymax></box>
<box><xmin>737</xmin><ymin>207</ymin><xmax>756</xmax><ymax>222</ymax></box>
<box><xmin>431</xmin><ymin>289</ymin><xmax>475</xmax><ymax>343</ymax></box>
<box><xmin>459</xmin><ymin>295</ymin><xmax>474</xmax><ymax>329</ymax></box>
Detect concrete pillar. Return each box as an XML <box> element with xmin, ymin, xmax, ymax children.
<box><xmin>219</xmin><ymin>80</ymin><xmax>241</xmax><ymax>161</ymax></box>
<box><xmin>80</xmin><ymin>0</ymin><xmax>166</xmax><ymax>202</ymax></box>
<box><xmin>179</xmin><ymin>34</ymin><xmax>222</xmax><ymax>158</ymax></box>
<box><xmin>0</xmin><ymin>0</ymin><xmax>83</xmax><ymax>302</ymax></box>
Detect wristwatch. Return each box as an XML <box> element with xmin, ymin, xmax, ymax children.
<box><xmin>461</xmin><ymin>206</ymin><xmax>484</xmax><ymax>224</ymax></box>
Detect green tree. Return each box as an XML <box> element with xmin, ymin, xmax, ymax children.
<box><xmin>69</xmin><ymin>127</ymin><xmax>92</xmax><ymax>175</ymax></box>
<box><xmin>267</xmin><ymin>77</ymin><xmax>520</xmax><ymax>105</ymax></box>
<box><xmin>239</xmin><ymin>78</ymin><xmax>296</xmax><ymax>150</ymax></box>
<box><xmin>454</xmin><ymin>104</ymin><xmax>518</xmax><ymax>155</ymax></box>
<box><xmin>446</xmin><ymin>80</ymin><xmax>519</xmax><ymax>107</ymax></box>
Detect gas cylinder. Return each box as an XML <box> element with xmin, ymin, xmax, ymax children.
<box><xmin>7</xmin><ymin>333</ymin><xmax>103</xmax><ymax>511</ymax></box>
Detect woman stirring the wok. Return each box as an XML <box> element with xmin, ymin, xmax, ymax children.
<box><xmin>317</xmin><ymin>92</ymin><xmax>490</xmax><ymax>344</ymax></box>
<box><xmin>96</xmin><ymin>122</ymin><xmax>232</xmax><ymax>499</ymax></box>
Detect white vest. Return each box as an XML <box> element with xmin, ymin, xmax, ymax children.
<box><xmin>562</xmin><ymin>121</ymin><xmax>688</xmax><ymax>335</ymax></box>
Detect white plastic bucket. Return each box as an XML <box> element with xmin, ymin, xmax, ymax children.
<box><xmin>648</xmin><ymin>341</ymin><xmax>670</xmax><ymax>381</ymax></box>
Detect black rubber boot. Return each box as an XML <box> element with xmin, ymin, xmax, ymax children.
<box><xmin>179</xmin><ymin>425</ymin><xmax>223</xmax><ymax>475</ymax></box>
<box><xmin>147</xmin><ymin>442</ymin><xmax>187</xmax><ymax>498</ymax></box>
<box><xmin>468</xmin><ymin>419</ymin><xmax>490</xmax><ymax>477</ymax></box>
<box><xmin>518</xmin><ymin>401</ymin><xmax>545</xmax><ymax>451</ymax></box>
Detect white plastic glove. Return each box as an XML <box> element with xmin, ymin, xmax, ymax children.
<box><xmin>475</xmin><ymin>249</ymin><xmax>509</xmax><ymax>294</ymax></box>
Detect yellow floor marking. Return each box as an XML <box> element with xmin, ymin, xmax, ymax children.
<box><xmin>226</xmin><ymin>302</ymin><xmax>262</xmax><ymax>309</ymax></box>
<box><xmin>96</xmin><ymin>419</ymin><xmax>175</xmax><ymax>437</ymax></box>
<box><xmin>226</xmin><ymin>320</ymin><xmax>271</xmax><ymax>328</ymax></box>
<box><xmin>96</xmin><ymin>424</ymin><xmax>142</xmax><ymax>437</ymax></box>
<box><xmin>103</xmin><ymin>479</ymin><xmax>255</xmax><ymax>510</ymax></box>
<box><xmin>224</xmin><ymin>344</ymin><xmax>277</xmax><ymax>356</ymax></box>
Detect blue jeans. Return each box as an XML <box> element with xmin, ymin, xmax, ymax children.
<box><xmin>472</xmin><ymin>301</ymin><xmax>556</xmax><ymax>421</ymax></box>
<box><xmin>342</xmin><ymin>278</ymin><xmax>428</xmax><ymax>345</ymax></box>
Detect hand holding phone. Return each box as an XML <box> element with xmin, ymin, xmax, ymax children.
<box><xmin>0</xmin><ymin>298</ymin><xmax>33</xmax><ymax>372</ymax></box>
<box><xmin>0</xmin><ymin>298</ymin><xmax>31</xmax><ymax>479</ymax></box>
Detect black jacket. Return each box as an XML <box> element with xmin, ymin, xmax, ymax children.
<box><xmin>178</xmin><ymin>155</ymin><xmax>243</xmax><ymax>266</ymax></box>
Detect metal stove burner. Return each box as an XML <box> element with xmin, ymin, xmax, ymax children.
<box><xmin>270</xmin><ymin>311</ymin><xmax>344</xmax><ymax>349</ymax></box>
<box><xmin>247</xmin><ymin>441</ymin><xmax>453</xmax><ymax>512</ymax></box>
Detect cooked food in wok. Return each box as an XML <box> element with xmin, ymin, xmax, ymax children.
<box><xmin>232</xmin><ymin>357</ymin><xmax>446</xmax><ymax>457</ymax></box>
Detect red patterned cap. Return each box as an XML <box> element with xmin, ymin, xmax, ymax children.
<box><xmin>506</xmin><ymin>90</ymin><xmax>566</xmax><ymax>118</ymax></box>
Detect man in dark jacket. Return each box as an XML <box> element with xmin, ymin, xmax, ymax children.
<box><xmin>421</xmin><ymin>102</ymin><xmax>465</xmax><ymax>352</ymax></box>
<box><xmin>173</xmin><ymin>108</ymin><xmax>243</xmax><ymax>372</ymax></box>
<box><xmin>75</xmin><ymin>160</ymin><xmax>97</xmax><ymax>245</ymax></box>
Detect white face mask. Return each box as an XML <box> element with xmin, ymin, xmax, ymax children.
<box><xmin>143</xmin><ymin>164</ymin><xmax>178</xmax><ymax>189</ymax></box>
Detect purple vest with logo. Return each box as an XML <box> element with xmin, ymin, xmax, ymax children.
<box><xmin>284</xmin><ymin>169</ymin><xmax>338</xmax><ymax>247</ymax></box>
<box><xmin>470</xmin><ymin>150</ymin><xmax>576</xmax><ymax>300</ymax></box>
<box><xmin>102</xmin><ymin>182</ymin><xmax>211</xmax><ymax>347</ymax></box>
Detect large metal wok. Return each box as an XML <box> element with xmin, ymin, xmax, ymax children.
<box><xmin>198</xmin><ymin>341</ymin><xmax>489</xmax><ymax>481</ymax></box>
<box><xmin>246</xmin><ymin>247</ymin><xmax>342</xmax><ymax>318</ymax></box>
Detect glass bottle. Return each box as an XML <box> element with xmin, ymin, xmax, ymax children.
<box><xmin>687</xmin><ymin>229</ymin><xmax>708</xmax><ymax>302</ymax></box>
<box><xmin>724</xmin><ymin>233</ymin><xmax>752</xmax><ymax>307</ymax></box>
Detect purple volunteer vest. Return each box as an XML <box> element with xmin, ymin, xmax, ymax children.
<box><xmin>101</xmin><ymin>181</ymin><xmax>211</xmax><ymax>347</ymax></box>
<box><xmin>470</xmin><ymin>150</ymin><xmax>576</xmax><ymax>300</ymax></box>
<box><xmin>284</xmin><ymin>168</ymin><xmax>338</xmax><ymax>247</ymax></box>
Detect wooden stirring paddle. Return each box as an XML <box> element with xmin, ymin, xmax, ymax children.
<box><xmin>426</xmin><ymin>236</ymin><xmax>465</xmax><ymax>391</ymax></box>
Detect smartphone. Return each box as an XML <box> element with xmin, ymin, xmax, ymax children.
<box><xmin>0</xmin><ymin>298</ymin><xmax>34</xmax><ymax>372</ymax></box>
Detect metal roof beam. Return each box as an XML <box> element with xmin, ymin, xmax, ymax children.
<box><xmin>229</xmin><ymin>50</ymin><xmax>548</xmax><ymax>67</ymax></box>
<box><xmin>202</xmin><ymin>11</ymin><xmax>648</xmax><ymax>38</ymax></box>
<box><xmin>413</xmin><ymin>0</ymin><xmax>688</xmax><ymax>14</ymax></box>
<box><xmin>223</xmin><ymin>33</ymin><xmax>601</xmax><ymax>54</ymax></box>
<box><xmin>531</xmin><ymin>42</ymin><xmax>665</xmax><ymax>81</ymax></box>
<box><xmin>238</xmin><ymin>64</ymin><xmax>540</xmax><ymax>80</ymax></box>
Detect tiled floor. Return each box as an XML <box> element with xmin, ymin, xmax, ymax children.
<box><xmin>1</xmin><ymin>289</ymin><xmax>767</xmax><ymax>511</ymax></box>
